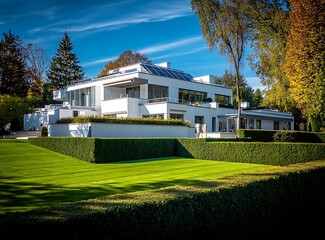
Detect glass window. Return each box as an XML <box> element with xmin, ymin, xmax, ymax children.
<box><xmin>126</xmin><ymin>86</ymin><xmax>140</xmax><ymax>98</ymax></box>
<box><xmin>170</xmin><ymin>113</ymin><xmax>184</xmax><ymax>120</ymax></box>
<box><xmin>256</xmin><ymin>120</ymin><xmax>261</xmax><ymax>129</ymax></box>
<box><xmin>195</xmin><ymin>116</ymin><xmax>204</xmax><ymax>124</ymax></box>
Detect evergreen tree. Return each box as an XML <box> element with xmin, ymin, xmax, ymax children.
<box><xmin>0</xmin><ymin>31</ymin><xmax>30</xmax><ymax>98</ymax></box>
<box><xmin>47</xmin><ymin>32</ymin><xmax>84</xmax><ymax>88</ymax></box>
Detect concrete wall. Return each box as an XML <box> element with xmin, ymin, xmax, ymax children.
<box><xmin>49</xmin><ymin>122</ymin><xmax>195</xmax><ymax>138</ymax></box>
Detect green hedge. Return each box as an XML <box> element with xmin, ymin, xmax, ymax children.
<box><xmin>29</xmin><ymin>137</ymin><xmax>325</xmax><ymax>165</ymax></box>
<box><xmin>237</xmin><ymin>129</ymin><xmax>325</xmax><ymax>143</ymax></box>
<box><xmin>176</xmin><ymin>138</ymin><xmax>325</xmax><ymax>165</ymax></box>
<box><xmin>29</xmin><ymin>137</ymin><xmax>96</xmax><ymax>163</ymax></box>
<box><xmin>29</xmin><ymin>137</ymin><xmax>176</xmax><ymax>163</ymax></box>
<box><xmin>1</xmin><ymin>161</ymin><xmax>324</xmax><ymax>239</ymax></box>
<box><xmin>57</xmin><ymin>116</ymin><xmax>190</xmax><ymax>126</ymax></box>
<box><xmin>94</xmin><ymin>138</ymin><xmax>176</xmax><ymax>163</ymax></box>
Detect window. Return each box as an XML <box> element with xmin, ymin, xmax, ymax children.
<box><xmin>256</xmin><ymin>120</ymin><xmax>261</xmax><ymax>129</ymax></box>
<box><xmin>73</xmin><ymin>111</ymin><xmax>79</xmax><ymax>117</ymax></box>
<box><xmin>249</xmin><ymin>119</ymin><xmax>254</xmax><ymax>129</ymax></box>
<box><xmin>274</xmin><ymin>121</ymin><xmax>279</xmax><ymax>130</ymax></box>
<box><xmin>66</xmin><ymin>86</ymin><xmax>95</xmax><ymax>107</ymax></box>
<box><xmin>195</xmin><ymin>116</ymin><xmax>204</xmax><ymax>124</ymax></box>
<box><xmin>178</xmin><ymin>89</ymin><xmax>207</xmax><ymax>104</ymax></box>
<box><xmin>170</xmin><ymin>113</ymin><xmax>184</xmax><ymax>120</ymax></box>
<box><xmin>148</xmin><ymin>84</ymin><xmax>168</xmax><ymax>100</ymax></box>
<box><xmin>126</xmin><ymin>86</ymin><xmax>140</xmax><ymax>98</ymax></box>
<box><xmin>215</xmin><ymin>94</ymin><xmax>230</xmax><ymax>106</ymax></box>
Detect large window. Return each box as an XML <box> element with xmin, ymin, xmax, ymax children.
<box><xmin>126</xmin><ymin>86</ymin><xmax>140</xmax><ymax>98</ymax></box>
<box><xmin>148</xmin><ymin>84</ymin><xmax>168</xmax><ymax>100</ymax></box>
<box><xmin>66</xmin><ymin>86</ymin><xmax>95</xmax><ymax>107</ymax></box>
<box><xmin>215</xmin><ymin>94</ymin><xmax>230</xmax><ymax>106</ymax></box>
<box><xmin>178</xmin><ymin>89</ymin><xmax>207</xmax><ymax>104</ymax></box>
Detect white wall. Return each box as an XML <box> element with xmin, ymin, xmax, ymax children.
<box><xmin>49</xmin><ymin>122</ymin><xmax>195</xmax><ymax>138</ymax></box>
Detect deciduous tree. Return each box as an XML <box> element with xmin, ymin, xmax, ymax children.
<box><xmin>283</xmin><ymin>0</ymin><xmax>325</xmax><ymax>131</ymax></box>
<box><xmin>245</xmin><ymin>0</ymin><xmax>295</xmax><ymax>113</ymax></box>
<box><xmin>98</xmin><ymin>50</ymin><xmax>152</xmax><ymax>77</ymax></box>
<box><xmin>192</xmin><ymin>0</ymin><xmax>249</xmax><ymax>129</ymax></box>
<box><xmin>47</xmin><ymin>32</ymin><xmax>84</xmax><ymax>88</ymax></box>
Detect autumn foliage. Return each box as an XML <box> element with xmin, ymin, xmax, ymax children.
<box><xmin>98</xmin><ymin>50</ymin><xmax>152</xmax><ymax>77</ymax></box>
<box><xmin>283</xmin><ymin>0</ymin><xmax>325</xmax><ymax>130</ymax></box>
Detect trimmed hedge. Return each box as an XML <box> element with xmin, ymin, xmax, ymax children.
<box><xmin>29</xmin><ymin>137</ymin><xmax>325</xmax><ymax>165</ymax></box>
<box><xmin>237</xmin><ymin>129</ymin><xmax>325</xmax><ymax>142</ymax></box>
<box><xmin>94</xmin><ymin>138</ymin><xmax>175</xmax><ymax>163</ymax></box>
<box><xmin>29</xmin><ymin>137</ymin><xmax>176</xmax><ymax>163</ymax></box>
<box><xmin>29</xmin><ymin>137</ymin><xmax>96</xmax><ymax>163</ymax></box>
<box><xmin>176</xmin><ymin>138</ymin><xmax>325</xmax><ymax>165</ymax></box>
<box><xmin>57</xmin><ymin>116</ymin><xmax>190</xmax><ymax>126</ymax></box>
<box><xmin>1</xmin><ymin>161</ymin><xmax>324</xmax><ymax>239</ymax></box>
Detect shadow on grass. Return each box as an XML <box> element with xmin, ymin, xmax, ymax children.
<box><xmin>0</xmin><ymin>174</ymin><xmax>204</xmax><ymax>214</ymax></box>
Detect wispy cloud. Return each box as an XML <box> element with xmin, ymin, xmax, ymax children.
<box><xmin>152</xmin><ymin>46</ymin><xmax>208</xmax><ymax>60</ymax></box>
<box><xmin>139</xmin><ymin>36</ymin><xmax>202</xmax><ymax>55</ymax></box>
<box><xmin>29</xmin><ymin>1</ymin><xmax>192</xmax><ymax>34</ymax></box>
<box><xmin>83</xmin><ymin>56</ymin><xmax>117</xmax><ymax>67</ymax></box>
<box><xmin>83</xmin><ymin>36</ymin><xmax>202</xmax><ymax>67</ymax></box>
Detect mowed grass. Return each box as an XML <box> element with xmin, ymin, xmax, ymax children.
<box><xmin>0</xmin><ymin>139</ymin><xmax>276</xmax><ymax>214</ymax></box>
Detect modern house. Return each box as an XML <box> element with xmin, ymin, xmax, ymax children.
<box><xmin>23</xmin><ymin>61</ymin><xmax>294</xmax><ymax>137</ymax></box>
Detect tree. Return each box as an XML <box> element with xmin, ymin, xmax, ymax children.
<box><xmin>0</xmin><ymin>94</ymin><xmax>31</xmax><ymax>132</ymax></box>
<box><xmin>192</xmin><ymin>0</ymin><xmax>249</xmax><ymax>130</ymax></box>
<box><xmin>98</xmin><ymin>50</ymin><xmax>152</xmax><ymax>77</ymax></box>
<box><xmin>283</xmin><ymin>0</ymin><xmax>325</xmax><ymax>131</ymax></box>
<box><xmin>0</xmin><ymin>31</ymin><xmax>30</xmax><ymax>98</ymax></box>
<box><xmin>47</xmin><ymin>32</ymin><xmax>84</xmax><ymax>88</ymax></box>
<box><xmin>245</xmin><ymin>0</ymin><xmax>295</xmax><ymax>113</ymax></box>
<box><xmin>215</xmin><ymin>70</ymin><xmax>259</xmax><ymax>108</ymax></box>
<box><xmin>26</xmin><ymin>44</ymin><xmax>49</xmax><ymax>105</ymax></box>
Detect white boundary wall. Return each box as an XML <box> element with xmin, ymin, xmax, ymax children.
<box><xmin>49</xmin><ymin>122</ymin><xmax>195</xmax><ymax>138</ymax></box>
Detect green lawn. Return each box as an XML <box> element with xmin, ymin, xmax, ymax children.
<box><xmin>0</xmin><ymin>139</ymin><xmax>276</xmax><ymax>214</ymax></box>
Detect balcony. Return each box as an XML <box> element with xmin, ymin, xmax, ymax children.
<box><xmin>101</xmin><ymin>97</ymin><xmax>147</xmax><ymax>117</ymax></box>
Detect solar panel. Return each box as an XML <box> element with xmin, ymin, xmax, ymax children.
<box><xmin>141</xmin><ymin>63</ymin><xmax>193</xmax><ymax>81</ymax></box>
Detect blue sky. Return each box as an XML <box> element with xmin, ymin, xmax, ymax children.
<box><xmin>0</xmin><ymin>0</ymin><xmax>263</xmax><ymax>89</ymax></box>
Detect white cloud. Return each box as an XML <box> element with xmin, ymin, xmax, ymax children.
<box><xmin>83</xmin><ymin>56</ymin><xmax>117</xmax><ymax>67</ymax></box>
<box><xmin>29</xmin><ymin>1</ymin><xmax>192</xmax><ymax>34</ymax></box>
<box><xmin>152</xmin><ymin>46</ymin><xmax>207</xmax><ymax>60</ymax></box>
<box><xmin>83</xmin><ymin>36</ymin><xmax>203</xmax><ymax>67</ymax></box>
<box><xmin>139</xmin><ymin>36</ymin><xmax>202</xmax><ymax>55</ymax></box>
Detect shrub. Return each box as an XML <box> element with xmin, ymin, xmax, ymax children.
<box><xmin>273</xmin><ymin>130</ymin><xmax>294</xmax><ymax>142</ymax></box>
<box><xmin>41</xmin><ymin>126</ymin><xmax>48</xmax><ymax>137</ymax></box>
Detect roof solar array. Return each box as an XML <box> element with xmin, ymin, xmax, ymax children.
<box><xmin>141</xmin><ymin>63</ymin><xmax>193</xmax><ymax>81</ymax></box>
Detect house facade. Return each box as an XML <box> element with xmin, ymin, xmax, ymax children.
<box><xmin>23</xmin><ymin>61</ymin><xmax>294</xmax><ymax>136</ymax></box>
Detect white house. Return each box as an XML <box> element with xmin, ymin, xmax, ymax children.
<box><xmin>23</xmin><ymin>61</ymin><xmax>294</xmax><ymax>137</ymax></box>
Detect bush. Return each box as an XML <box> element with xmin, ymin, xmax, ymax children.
<box><xmin>41</xmin><ymin>126</ymin><xmax>48</xmax><ymax>137</ymax></box>
<box><xmin>273</xmin><ymin>130</ymin><xmax>294</xmax><ymax>142</ymax></box>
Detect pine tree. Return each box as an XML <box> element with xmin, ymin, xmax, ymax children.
<box><xmin>47</xmin><ymin>32</ymin><xmax>84</xmax><ymax>88</ymax></box>
<box><xmin>0</xmin><ymin>31</ymin><xmax>30</xmax><ymax>98</ymax></box>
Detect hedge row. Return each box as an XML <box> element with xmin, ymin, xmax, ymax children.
<box><xmin>28</xmin><ymin>137</ymin><xmax>96</xmax><ymax>163</ymax></box>
<box><xmin>57</xmin><ymin>116</ymin><xmax>190</xmax><ymax>126</ymax></box>
<box><xmin>29</xmin><ymin>137</ymin><xmax>176</xmax><ymax>163</ymax></box>
<box><xmin>176</xmin><ymin>139</ymin><xmax>325</xmax><ymax>165</ymax></box>
<box><xmin>1</xmin><ymin>161</ymin><xmax>324</xmax><ymax>239</ymax></box>
<box><xmin>94</xmin><ymin>138</ymin><xmax>175</xmax><ymax>163</ymax></box>
<box><xmin>237</xmin><ymin>129</ymin><xmax>325</xmax><ymax>142</ymax></box>
<box><xmin>29</xmin><ymin>137</ymin><xmax>325</xmax><ymax>165</ymax></box>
